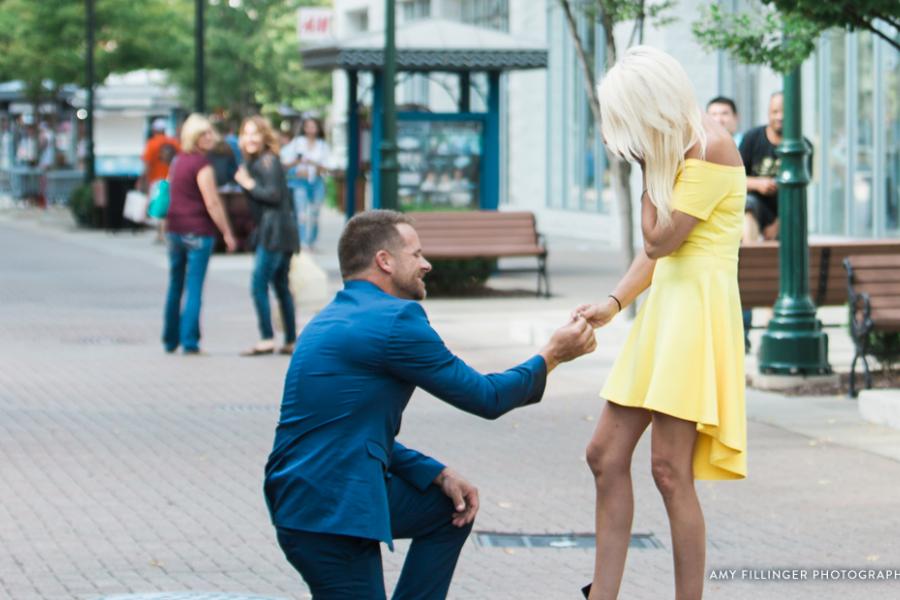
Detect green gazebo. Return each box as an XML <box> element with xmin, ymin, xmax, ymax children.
<box><xmin>301</xmin><ymin>18</ymin><xmax>547</xmax><ymax>219</ymax></box>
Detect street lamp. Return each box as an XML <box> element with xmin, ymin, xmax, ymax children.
<box><xmin>195</xmin><ymin>0</ymin><xmax>205</xmax><ymax>113</ymax></box>
<box><xmin>758</xmin><ymin>66</ymin><xmax>831</xmax><ymax>374</ymax></box>
<box><xmin>380</xmin><ymin>0</ymin><xmax>398</xmax><ymax>210</ymax></box>
<box><xmin>84</xmin><ymin>0</ymin><xmax>95</xmax><ymax>184</ymax></box>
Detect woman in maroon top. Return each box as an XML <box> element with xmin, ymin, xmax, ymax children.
<box><xmin>162</xmin><ymin>114</ymin><xmax>236</xmax><ymax>354</ymax></box>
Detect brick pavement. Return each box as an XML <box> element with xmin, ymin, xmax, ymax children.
<box><xmin>2</xmin><ymin>208</ymin><xmax>900</xmax><ymax>600</ymax></box>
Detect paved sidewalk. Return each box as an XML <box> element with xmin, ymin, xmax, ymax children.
<box><xmin>2</xmin><ymin>207</ymin><xmax>900</xmax><ymax>599</ymax></box>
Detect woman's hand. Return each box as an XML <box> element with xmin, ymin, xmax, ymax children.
<box><xmin>234</xmin><ymin>165</ymin><xmax>255</xmax><ymax>190</ymax></box>
<box><xmin>572</xmin><ymin>298</ymin><xmax>619</xmax><ymax>329</ymax></box>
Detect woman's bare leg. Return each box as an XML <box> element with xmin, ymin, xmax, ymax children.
<box><xmin>585</xmin><ymin>401</ymin><xmax>651</xmax><ymax>600</ymax></box>
<box><xmin>650</xmin><ymin>412</ymin><xmax>704</xmax><ymax>600</ymax></box>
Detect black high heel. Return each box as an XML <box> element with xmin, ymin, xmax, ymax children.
<box><xmin>582</xmin><ymin>583</ymin><xmax>591</xmax><ymax>598</ymax></box>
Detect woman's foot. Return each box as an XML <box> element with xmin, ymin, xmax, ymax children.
<box><xmin>278</xmin><ymin>343</ymin><xmax>295</xmax><ymax>355</ymax></box>
<box><xmin>241</xmin><ymin>340</ymin><xmax>275</xmax><ymax>356</ymax></box>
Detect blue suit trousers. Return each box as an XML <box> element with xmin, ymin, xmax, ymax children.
<box><xmin>276</xmin><ymin>476</ymin><xmax>473</xmax><ymax>599</ymax></box>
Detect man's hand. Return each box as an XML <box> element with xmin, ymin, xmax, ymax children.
<box><xmin>539</xmin><ymin>315</ymin><xmax>597</xmax><ymax>372</ymax></box>
<box><xmin>434</xmin><ymin>467</ymin><xmax>479</xmax><ymax>527</ymax></box>
<box><xmin>749</xmin><ymin>176</ymin><xmax>777</xmax><ymax>196</ymax></box>
<box><xmin>234</xmin><ymin>166</ymin><xmax>255</xmax><ymax>190</ymax></box>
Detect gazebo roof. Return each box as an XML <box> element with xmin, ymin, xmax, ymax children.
<box><xmin>301</xmin><ymin>18</ymin><xmax>546</xmax><ymax>72</ymax></box>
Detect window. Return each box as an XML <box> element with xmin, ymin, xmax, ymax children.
<box><xmin>881</xmin><ymin>24</ymin><xmax>900</xmax><ymax>236</ymax></box>
<box><xmin>400</xmin><ymin>0</ymin><xmax>430</xmax><ymax>23</ymax></box>
<box><xmin>457</xmin><ymin>0</ymin><xmax>508</xmax><ymax>32</ymax></box>
<box><xmin>346</xmin><ymin>8</ymin><xmax>368</xmax><ymax>34</ymax></box>
<box><xmin>823</xmin><ymin>30</ymin><xmax>848</xmax><ymax>235</ymax></box>
<box><xmin>546</xmin><ymin>3</ymin><xmax>607</xmax><ymax>213</ymax></box>
<box><xmin>851</xmin><ymin>31</ymin><xmax>876</xmax><ymax>236</ymax></box>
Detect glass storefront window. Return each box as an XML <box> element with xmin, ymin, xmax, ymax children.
<box><xmin>546</xmin><ymin>4</ymin><xmax>607</xmax><ymax>213</ymax></box>
<box><xmin>884</xmin><ymin>26</ymin><xmax>900</xmax><ymax>237</ymax></box>
<box><xmin>852</xmin><ymin>32</ymin><xmax>876</xmax><ymax>237</ymax></box>
<box><xmin>825</xmin><ymin>30</ymin><xmax>848</xmax><ymax>235</ymax></box>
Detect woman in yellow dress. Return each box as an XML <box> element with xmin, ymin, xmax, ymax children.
<box><xmin>575</xmin><ymin>46</ymin><xmax>747</xmax><ymax>600</ymax></box>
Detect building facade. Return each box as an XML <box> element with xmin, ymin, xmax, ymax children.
<box><xmin>328</xmin><ymin>0</ymin><xmax>900</xmax><ymax>244</ymax></box>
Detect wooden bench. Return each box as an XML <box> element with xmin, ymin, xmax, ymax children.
<box><xmin>843</xmin><ymin>254</ymin><xmax>900</xmax><ymax>397</ymax></box>
<box><xmin>738</xmin><ymin>240</ymin><xmax>900</xmax><ymax>310</ymax></box>
<box><xmin>407</xmin><ymin>211</ymin><xmax>550</xmax><ymax>297</ymax></box>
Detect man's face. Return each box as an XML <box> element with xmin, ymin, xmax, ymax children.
<box><xmin>707</xmin><ymin>102</ymin><xmax>738</xmax><ymax>135</ymax></box>
<box><xmin>389</xmin><ymin>224</ymin><xmax>432</xmax><ymax>300</ymax></box>
<box><xmin>768</xmin><ymin>94</ymin><xmax>784</xmax><ymax>136</ymax></box>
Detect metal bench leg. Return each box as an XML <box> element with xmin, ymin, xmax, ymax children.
<box><xmin>538</xmin><ymin>255</ymin><xmax>550</xmax><ymax>298</ymax></box>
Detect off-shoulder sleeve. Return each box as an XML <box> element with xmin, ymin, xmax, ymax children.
<box><xmin>671</xmin><ymin>163</ymin><xmax>735</xmax><ymax>221</ymax></box>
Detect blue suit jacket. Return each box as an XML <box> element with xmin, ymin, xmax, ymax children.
<box><xmin>264</xmin><ymin>280</ymin><xmax>547</xmax><ymax>548</ymax></box>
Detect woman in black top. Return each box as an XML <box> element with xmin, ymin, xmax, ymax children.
<box><xmin>234</xmin><ymin>115</ymin><xmax>300</xmax><ymax>356</ymax></box>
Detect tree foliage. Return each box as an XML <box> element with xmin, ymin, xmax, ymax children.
<box><xmin>0</xmin><ymin>0</ymin><xmax>331</xmax><ymax>117</ymax></box>
<box><xmin>693</xmin><ymin>0</ymin><xmax>898</xmax><ymax>74</ymax></box>
<box><xmin>765</xmin><ymin>0</ymin><xmax>900</xmax><ymax>51</ymax></box>
<box><xmin>0</xmin><ymin>0</ymin><xmax>186</xmax><ymax>104</ymax></box>
<box><xmin>167</xmin><ymin>0</ymin><xmax>330</xmax><ymax>118</ymax></box>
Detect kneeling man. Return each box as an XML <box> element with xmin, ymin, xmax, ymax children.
<box><xmin>264</xmin><ymin>210</ymin><xmax>595</xmax><ymax>599</ymax></box>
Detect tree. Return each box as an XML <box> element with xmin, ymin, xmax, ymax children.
<box><xmin>0</xmin><ymin>0</ymin><xmax>187</xmax><ymax>167</ymax></box>
<box><xmin>0</xmin><ymin>0</ymin><xmax>186</xmax><ymax>105</ymax></box>
<box><xmin>556</xmin><ymin>0</ymin><xmax>676</xmax><ymax>315</ymax></box>
<box><xmin>693</xmin><ymin>0</ymin><xmax>898</xmax><ymax>74</ymax></box>
<box><xmin>765</xmin><ymin>0</ymin><xmax>899</xmax><ymax>52</ymax></box>
<box><xmin>167</xmin><ymin>0</ymin><xmax>331</xmax><ymax>120</ymax></box>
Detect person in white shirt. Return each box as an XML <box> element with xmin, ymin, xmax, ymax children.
<box><xmin>282</xmin><ymin>117</ymin><xmax>330</xmax><ymax>249</ymax></box>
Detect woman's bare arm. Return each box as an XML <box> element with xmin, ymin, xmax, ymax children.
<box><xmin>197</xmin><ymin>165</ymin><xmax>236</xmax><ymax>250</ymax></box>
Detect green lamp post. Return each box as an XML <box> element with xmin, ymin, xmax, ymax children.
<box><xmin>758</xmin><ymin>66</ymin><xmax>830</xmax><ymax>374</ymax></box>
<box><xmin>380</xmin><ymin>0</ymin><xmax>399</xmax><ymax>210</ymax></box>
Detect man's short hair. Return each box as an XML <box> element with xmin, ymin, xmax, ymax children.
<box><xmin>706</xmin><ymin>96</ymin><xmax>738</xmax><ymax>114</ymax></box>
<box><xmin>338</xmin><ymin>210</ymin><xmax>415</xmax><ymax>279</ymax></box>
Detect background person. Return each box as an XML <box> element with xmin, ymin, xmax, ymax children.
<box><xmin>234</xmin><ymin>116</ymin><xmax>299</xmax><ymax>357</ymax></box>
<box><xmin>162</xmin><ymin>114</ymin><xmax>237</xmax><ymax>354</ymax></box>
<box><xmin>739</xmin><ymin>92</ymin><xmax>784</xmax><ymax>241</ymax></box>
<box><xmin>143</xmin><ymin>117</ymin><xmax>181</xmax><ymax>242</ymax></box>
<box><xmin>706</xmin><ymin>96</ymin><xmax>743</xmax><ymax>147</ymax></box>
<box><xmin>576</xmin><ymin>46</ymin><xmax>747</xmax><ymax>600</ymax></box>
<box><xmin>738</xmin><ymin>91</ymin><xmax>813</xmax><ymax>242</ymax></box>
<box><xmin>283</xmin><ymin>117</ymin><xmax>330</xmax><ymax>250</ymax></box>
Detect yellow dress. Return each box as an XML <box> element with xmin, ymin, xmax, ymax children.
<box><xmin>601</xmin><ymin>158</ymin><xmax>747</xmax><ymax>480</ymax></box>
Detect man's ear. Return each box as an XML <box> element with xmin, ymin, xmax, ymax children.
<box><xmin>374</xmin><ymin>249</ymin><xmax>393</xmax><ymax>274</ymax></box>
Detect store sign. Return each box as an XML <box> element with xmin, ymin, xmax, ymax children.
<box><xmin>297</xmin><ymin>8</ymin><xmax>333</xmax><ymax>44</ymax></box>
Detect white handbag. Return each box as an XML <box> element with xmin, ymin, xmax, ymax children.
<box><xmin>122</xmin><ymin>189</ymin><xmax>149</xmax><ymax>224</ymax></box>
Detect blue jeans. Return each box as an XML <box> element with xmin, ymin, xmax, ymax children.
<box><xmin>251</xmin><ymin>247</ymin><xmax>296</xmax><ymax>343</ymax></box>
<box><xmin>163</xmin><ymin>233</ymin><xmax>215</xmax><ymax>352</ymax></box>
<box><xmin>292</xmin><ymin>178</ymin><xmax>326</xmax><ymax>247</ymax></box>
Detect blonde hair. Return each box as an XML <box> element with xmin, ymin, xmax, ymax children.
<box><xmin>239</xmin><ymin>115</ymin><xmax>280</xmax><ymax>159</ymax></box>
<box><xmin>597</xmin><ymin>45</ymin><xmax>707</xmax><ymax>226</ymax></box>
<box><xmin>180</xmin><ymin>113</ymin><xmax>215</xmax><ymax>153</ymax></box>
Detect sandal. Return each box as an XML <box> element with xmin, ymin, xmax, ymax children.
<box><xmin>240</xmin><ymin>344</ymin><xmax>275</xmax><ymax>357</ymax></box>
<box><xmin>278</xmin><ymin>344</ymin><xmax>295</xmax><ymax>355</ymax></box>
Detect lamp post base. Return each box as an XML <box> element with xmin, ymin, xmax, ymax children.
<box><xmin>759</xmin><ymin>318</ymin><xmax>831</xmax><ymax>375</ymax></box>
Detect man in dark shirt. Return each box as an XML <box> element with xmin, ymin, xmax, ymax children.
<box><xmin>740</xmin><ymin>92</ymin><xmax>783</xmax><ymax>241</ymax></box>
<box><xmin>739</xmin><ymin>91</ymin><xmax>812</xmax><ymax>241</ymax></box>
